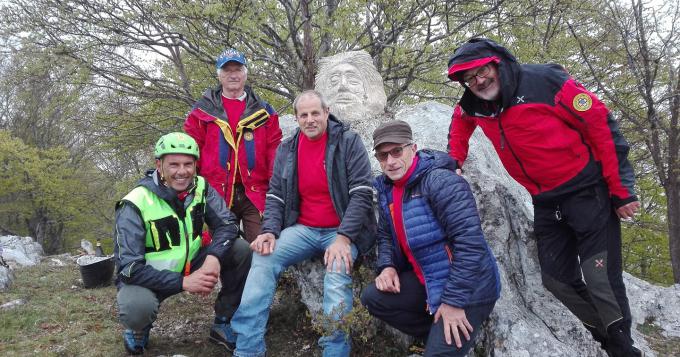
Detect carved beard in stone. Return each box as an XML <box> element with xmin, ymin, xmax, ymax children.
<box><xmin>326</xmin><ymin>63</ymin><xmax>369</xmax><ymax>121</ymax></box>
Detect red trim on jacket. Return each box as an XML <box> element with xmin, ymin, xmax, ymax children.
<box><xmin>390</xmin><ymin>156</ymin><xmax>425</xmax><ymax>285</ymax></box>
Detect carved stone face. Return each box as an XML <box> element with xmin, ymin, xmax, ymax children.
<box><xmin>315</xmin><ymin>51</ymin><xmax>387</xmax><ymax>123</ymax></box>
<box><xmin>327</xmin><ymin>63</ymin><xmax>366</xmax><ymax>107</ymax></box>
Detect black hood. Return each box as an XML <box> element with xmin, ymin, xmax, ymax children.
<box><xmin>447</xmin><ymin>38</ymin><xmax>522</xmax><ymax>116</ymax></box>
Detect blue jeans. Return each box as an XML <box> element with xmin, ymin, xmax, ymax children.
<box><xmin>231</xmin><ymin>224</ymin><xmax>358</xmax><ymax>357</ymax></box>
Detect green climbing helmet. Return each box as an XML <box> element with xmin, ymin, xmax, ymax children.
<box><xmin>154</xmin><ymin>132</ymin><xmax>200</xmax><ymax>159</ymax></box>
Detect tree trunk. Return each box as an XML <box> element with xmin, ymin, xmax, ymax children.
<box><xmin>667</xmin><ymin>178</ymin><xmax>680</xmax><ymax>283</ymax></box>
<box><xmin>27</xmin><ymin>208</ymin><xmax>64</xmax><ymax>254</ymax></box>
<box><xmin>301</xmin><ymin>0</ymin><xmax>316</xmax><ymax>90</ymax></box>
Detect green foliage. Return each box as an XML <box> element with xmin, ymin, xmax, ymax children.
<box><xmin>0</xmin><ymin>130</ymin><xmax>113</xmax><ymax>253</ymax></box>
<box><xmin>621</xmin><ymin>176</ymin><xmax>673</xmax><ymax>285</ymax></box>
<box><xmin>0</xmin><ymin>0</ymin><xmax>675</xmax><ymax>278</ymax></box>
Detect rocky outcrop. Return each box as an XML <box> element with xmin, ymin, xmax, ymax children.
<box><xmin>1</xmin><ymin>235</ymin><xmax>44</xmax><ymax>267</ymax></box>
<box><xmin>280</xmin><ymin>102</ymin><xmax>680</xmax><ymax>356</ymax></box>
<box><xmin>0</xmin><ymin>235</ymin><xmax>44</xmax><ymax>291</ymax></box>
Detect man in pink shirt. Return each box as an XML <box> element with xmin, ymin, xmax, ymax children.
<box><xmin>230</xmin><ymin>90</ymin><xmax>376</xmax><ymax>357</ymax></box>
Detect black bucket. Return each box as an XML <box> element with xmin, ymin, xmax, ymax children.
<box><xmin>77</xmin><ymin>255</ymin><xmax>115</xmax><ymax>288</ymax></box>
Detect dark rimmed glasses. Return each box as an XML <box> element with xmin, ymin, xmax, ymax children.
<box><xmin>374</xmin><ymin>143</ymin><xmax>413</xmax><ymax>162</ymax></box>
<box><xmin>462</xmin><ymin>64</ymin><xmax>491</xmax><ymax>87</ymax></box>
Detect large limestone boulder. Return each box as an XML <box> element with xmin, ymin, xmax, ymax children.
<box><xmin>0</xmin><ymin>235</ymin><xmax>44</xmax><ymax>291</ymax></box>
<box><xmin>0</xmin><ymin>235</ymin><xmax>44</xmax><ymax>267</ymax></box>
<box><xmin>280</xmin><ymin>102</ymin><xmax>680</xmax><ymax>356</ymax></box>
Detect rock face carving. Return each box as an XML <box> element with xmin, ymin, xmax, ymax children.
<box><xmin>278</xmin><ymin>52</ymin><xmax>680</xmax><ymax>356</ymax></box>
<box><xmin>315</xmin><ymin>50</ymin><xmax>387</xmax><ymax>123</ymax></box>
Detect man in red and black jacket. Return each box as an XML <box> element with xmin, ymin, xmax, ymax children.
<box><xmin>184</xmin><ymin>48</ymin><xmax>282</xmax><ymax>244</ymax></box>
<box><xmin>447</xmin><ymin>38</ymin><xmax>641</xmax><ymax>357</ymax></box>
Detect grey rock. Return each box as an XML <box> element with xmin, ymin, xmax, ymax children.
<box><xmin>0</xmin><ymin>235</ymin><xmax>44</xmax><ymax>267</ymax></box>
<box><xmin>284</xmin><ymin>101</ymin><xmax>679</xmax><ymax>356</ymax></box>
<box><xmin>80</xmin><ymin>239</ymin><xmax>96</xmax><ymax>256</ymax></box>
<box><xmin>0</xmin><ymin>265</ymin><xmax>14</xmax><ymax>291</ymax></box>
<box><xmin>1</xmin><ymin>298</ymin><xmax>26</xmax><ymax>310</ymax></box>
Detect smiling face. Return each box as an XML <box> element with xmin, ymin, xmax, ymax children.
<box><xmin>376</xmin><ymin>142</ymin><xmax>417</xmax><ymax>181</ymax></box>
<box><xmin>463</xmin><ymin>63</ymin><xmax>501</xmax><ymax>101</ymax></box>
<box><xmin>218</xmin><ymin>62</ymin><xmax>247</xmax><ymax>97</ymax></box>
<box><xmin>295</xmin><ymin>93</ymin><xmax>330</xmax><ymax>141</ymax></box>
<box><xmin>156</xmin><ymin>153</ymin><xmax>196</xmax><ymax>192</ymax></box>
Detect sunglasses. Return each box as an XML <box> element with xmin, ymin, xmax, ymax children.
<box><xmin>462</xmin><ymin>64</ymin><xmax>491</xmax><ymax>87</ymax></box>
<box><xmin>374</xmin><ymin>143</ymin><xmax>413</xmax><ymax>162</ymax></box>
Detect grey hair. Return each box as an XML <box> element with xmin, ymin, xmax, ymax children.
<box><xmin>293</xmin><ymin>90</ymin><xmax>329</xmax><ymax>115</ymax></box>
<box><xmin>216</xmin><ymin>64</ymin><xmax>248</xmax><ymax>77</ymax></box>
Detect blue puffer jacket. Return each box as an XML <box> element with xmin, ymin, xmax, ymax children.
<box><xmin>374</xmin><ymin>149</ymin><xmax>500</xmax><ymax>313</ymax></box>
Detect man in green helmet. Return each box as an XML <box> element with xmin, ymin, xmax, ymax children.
<box><xmin>113</xmin><ymin>132</ymin><xmax>251</xmax><ymax>355</ymax></box>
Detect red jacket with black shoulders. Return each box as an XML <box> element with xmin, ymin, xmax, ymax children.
<box><xmin>447</xmin><ymin>38</ymin><xmax>637</xmax><ymax>207</ymax></box>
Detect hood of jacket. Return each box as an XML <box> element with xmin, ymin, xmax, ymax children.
<box><xmin>447</xmin><ymin>38</ymin><xmax>522</xmax><ymax>116</ymax></box>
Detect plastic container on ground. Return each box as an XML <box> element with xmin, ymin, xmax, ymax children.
<box><xmin>76</xmin><ymin>255</ymin><xmax>114</xmax><ymax>288</ymax></box>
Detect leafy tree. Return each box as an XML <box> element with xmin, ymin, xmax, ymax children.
<box><xmin>567</xmin><ymin>0</ymin><xmax>680</xmax><ymax>283</ymax></box>
<box><xmin>0</xmin><ymin>131</ymin><xmax>99</xmax><ymax>253</ymax></box>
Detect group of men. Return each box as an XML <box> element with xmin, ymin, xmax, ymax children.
<box><xmin>114</xmin><ymin>39</ymin><xmax>642</xmax><ymax>357</ymax></box>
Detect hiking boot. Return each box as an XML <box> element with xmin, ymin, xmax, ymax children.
<box><xmin>209</xmin><ymin>316</ymin><xmax>236</xmax><ymax>352</ymax></box>
<box><xmin>122</xmin><ymin>325</ymin><xmax>151</xmax><ymax>355</ymax></box>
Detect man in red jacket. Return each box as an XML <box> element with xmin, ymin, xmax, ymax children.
<box><xmin>447</xmin><ymin>38</ymin><xmax>641</xmax><ymax>357</ymax></box>
<box><xmin>184</xmin><ymin>48</ymin><xmax>282</xmax><ymax>243</ymax></box>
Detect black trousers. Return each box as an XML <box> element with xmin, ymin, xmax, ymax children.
<box><xmin>118</xmin><ymin>238</ymin><xmax>252</xmax><ymax>331</ymax></box>
<box><xmin>535</xmin><ymin>182</ymin><xmax>639</xmax><ymax>356</ymax></box>
<box><xmin>360</xmin><ymin>271</ymin><xmax>495</xmax><ymax>357</ymax></box>
<box><xmin>193</xmin><ymin>238</ymin><xmax>252</xmax><ymax>319</ymax></box>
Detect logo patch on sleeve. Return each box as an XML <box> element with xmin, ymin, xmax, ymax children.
<box><xmin>573</xmin><ymin>93</ymin><xmax>592</xmax><ymax>112</ymax></box>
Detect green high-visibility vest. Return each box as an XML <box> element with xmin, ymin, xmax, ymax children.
<box><xmin>121</xmin><ymin>177</ymin><xmax>206</xmax><ymax>274</ymax></box>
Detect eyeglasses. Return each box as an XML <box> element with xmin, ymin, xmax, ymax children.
<box><xmin>374</xmin><ymin>143</ymin><xmax>412</xmax><ymax>162</ymax></box>
<box><xmin>462</xmin><ymin>64</ymin><xmax>491</xmax><ymax>87</ymax></box>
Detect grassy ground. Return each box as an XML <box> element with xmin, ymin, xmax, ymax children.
<box><xmin>0</xmin><ymin>259</ymin><xmax>403</xmax><ymax>357</ymax></box>
<box><xmin>4</xmin><ymin>259</ymin><xmax>677</xmax><ymax>357</ymax></box>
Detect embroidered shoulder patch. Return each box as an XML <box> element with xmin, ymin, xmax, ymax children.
<box><xmin>573</xmin><ymin>93</ymin><xmax>592</xmax><ymax>112</ymax></box>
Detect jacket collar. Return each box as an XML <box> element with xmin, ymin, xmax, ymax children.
<box><xmin>195</xmin><ymin>85</ymin><xmax>262</xmax><ymax>120</ymax></box>
<box><xmin>287</xmin><ymin>113</ymin><xmax>347</xmax><ymax>151</ymax></box>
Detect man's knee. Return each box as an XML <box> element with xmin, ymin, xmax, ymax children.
<box><xmin>360</xmin><ymin>283</ymin><xmax>379</xmax><ymax>310</ymax></box>
<box><xmin>225</xmin><ymin>238</ymin><xmax>252</xmax><ymax>268</ymax></box>
<box><xmin>117</xmin><ymin>285</ymin><xmax>160</xmax><ymax>331</ymax></box>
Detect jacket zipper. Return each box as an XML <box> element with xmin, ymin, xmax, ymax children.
<box><xmin>197</xmin><ymin>108</ymin><xmax>242</xmax><ymax>208</ymax></box>
<box><xmin>498</xmin><ymin>116</ymin><xmax>542</xmax><ymax>192</ymax></box>
<box><xmin>399</xmin><ymin>190</ymin><xmax>432</xmax><ymax>314</ymax></box>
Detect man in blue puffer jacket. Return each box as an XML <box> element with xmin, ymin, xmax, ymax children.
<box><xmin>361</xmin><ymin>120</ymin><xmax>500</xmax><ymax>356</ymax></box>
